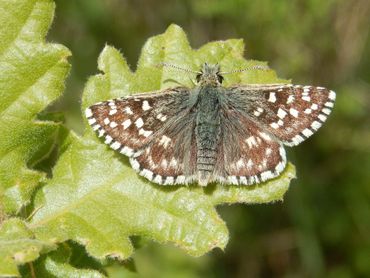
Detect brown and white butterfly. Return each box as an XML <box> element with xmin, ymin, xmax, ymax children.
<box><xmin>86</xmin><ymin>63</ymin><xmax>335</xmax><ymax>186</ymax></box>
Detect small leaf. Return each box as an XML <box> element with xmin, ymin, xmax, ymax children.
<box><xmin>0</xmin><ymin>218</ymin><xmax>55</xmax><ymax>277</ymax></box>
<box><xmin>0</xmin><ymin>0</ymin><xmax>71</xmax><ymax>214</ymax></box>
<box><xmin>31</xmin><ymin>24</ymin><xmax>295</xmax><ymax>260</ymax></box>
<box><xmin>20</xmin><ymin>244</ymin><xmax>106</xmax><ymax>278</ymax></box>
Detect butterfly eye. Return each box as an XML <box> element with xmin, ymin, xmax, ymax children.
<box><xmin>196</xmin><ymin>73</ymin><xmax>202</xmax><ymax>83</ymax></box>
<box><xmin>217</xmin><ymin>74</ymin><xmax>224</xmax><ymax>84</ymax></box>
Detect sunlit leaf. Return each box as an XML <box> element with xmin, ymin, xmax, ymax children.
<box><xmin>20</xmin><ymin>244</ymin><xmax>106</xmax><ymax>278</ymax></box>
<box><xmin>0</xmin><ymin>218</ymin><xmax>55</xmax><ymax>277</ymax></box>
<box><xmin>0</xmin><ymin>0</ymin><xmax>71</xmax><ymax>214</ymax></box>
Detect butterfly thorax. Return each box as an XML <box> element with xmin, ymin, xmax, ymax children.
<box><xmin>195</xmin><ymin>84</ymin><xmax>222</xmax><ymax>186</ymax></box>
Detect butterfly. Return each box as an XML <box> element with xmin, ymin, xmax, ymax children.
<box><xmin>85</xmin><ymin>63</ymin><xmax>335</xmax><ymax>186</ymax></box>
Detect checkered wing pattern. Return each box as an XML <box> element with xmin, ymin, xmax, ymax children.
<box><xmin>86</xmin><ymin>69</ymin><xmax>336</xmax><ymax>187</ymax></box>
<box><xmin>130</xmin><ymin>111</ymin><xmax>197</xmax><ymax>185</ymax></box>
<box><xmin>214</xmin><ymin>108</ymin><xmax>286</xmax><ymax>185</ymax></box>
<box><xmin>225</xmin><ymin>84</ymin><xmax>336</xmax><ymax>146</ymax></box>
<box><xmin>86</xmin><ymin>87</ymin><xmax>198</xmax><ymax>184</ymax></box>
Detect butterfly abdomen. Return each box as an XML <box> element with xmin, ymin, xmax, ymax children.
<box><xmin>195</xmin><ymin>86</ymin><xmax>222</xmax><ymax>185</ymax></box>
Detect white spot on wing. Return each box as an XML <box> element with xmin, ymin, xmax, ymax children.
<box><xmin>277</xmin><ymin>108</ymin><xmax>287</xmax><ymax>119</ymax></box>
<box><xmin>322</xmin><ymin>108</ymin><xmax>331</xmax><ymax>115</ymax></box>
<box><xmin>239</xmin><ymin>176</ymin><xmax>248</xmax><ymax>184</ymax></box>
<box><xmin>156</xmin><ymin>113</ymin><xmax>165</xmax><ymax>121</ymax></box>
<box><xmin>88</xmin><ymin>118</ymin><xmax>96</xmax><ymax>125</ymax></box>
<box><xmin>270</xmin><ymin>122</ymin><xmax>279</xmax><ymax>129</ymax></box>
<box><xmin>98</xmin><ymin>129</ymin><xmax>105</xmax><ymax>137</ymax></box>
<box><xmin>130</xmin><ymin>158</ymin><xmax>140</xmax><ymax>170</ymax></box>
<box><xmin>111</xmin><ymin>141</ymin><xmax>121</xmax><ymax>150</ymax></box>
<box><xmin>139</xmin><ymin>128</ymin><xmax>153</xmax><ymax>137</ymax></box>
<box><xmin>228</xmin><ymin>176</ymin><xmax>238</xmax><ymax>185</ymax></box>
<box><xmin>164</xmin><ymin>176</ymin><xmax>174</xmax><ymax>185</ymax></box>
<box><xmin>246</xmin><ymin>136</ymin><xmax>258</xmax><ymax>148</ymax></box>
<box><xmin>287</xmin><ymin>95</ymin><xmax>295</xmax><ymax>104</ymax></box>
<box><xmin>289</xmin><ymin>108</ymin><xmax>299</xmax><ymax>118</ymax></box>
<box><xmin>325</xmin><ymin>102</ymin><xmax>334</xmax><ymax>108</ymax></box>
<box><xmin>109</xmin><ymin>121</ymin><xmax>118</xmax><ymax>128</ymax></box>
<box><xmin>103</xmin><ymin>118</ymin><xmax>110</xmax><ymax>125</ymax></box>
<box><xmin>253</xmin><ymin>107</ymin><xmax>264</xmax><ymax>117</ymax></box>
<box><xmin>311</xmin><ymin>103</ymin><xmax>318</xmax><ymax>110</ymax></box>
<box><xmin>318</xmin><ymin>114</ymin><xmax>327</xmax><ymax>122</ymax></box>
<box><xmin>122</xmin><ymin>146</ymin><xmax>134</xmax><ymax>156</ymax></box>
<box><xmin>124</xmin><ymin>107</ymin><xmax>134</xmax><ymax>115</ymax></box>
<box><xmin>161</xmin><ymin>159</ymin><xmax>168</xmax><ymax>168</ymax></box>
<box><xmin>122</xmin><ymin>119</ymin><xmax>132</xmax><ymax>129</ymax></box>
<box><xmin>169</xmin><ymin>158</ymin><xmax>178</xmax><ymax>167</ymax></box>
<box><xmin>154</xmin><ymin>175</ymin><xmax>163</xmax><ymax>184</ymax></box>
<box><xmin>311</xmin><ymin>121</ymin><xmax>322</xmax><ymax>130</ymax></box>
<box><xmin>159</xmin><ymin>135</ymin><xmax>171</xmax><ymax>148</ymax></box>
<box><xmin>142</xmin><ymin>100</ymin><xmax>152</xmax><ymax>111</ymax></box>
<box><xmin>259</xmin><ymin>132</ymin><xmax>272</xmax><ymax>141</ymax></box>
<box><xmin>109</xmin><ymin>109</ymin><xmax>117</xmax><ymax>115</ymax></box>
<box><xmin>85</xmin><ymin>108</ymin><xmax>93</xmax><ymax>118</ymax></box>
<box><xmin>141</xmin><ymin>169</ymin><xmax>154</xmax><ymax>180</ymax></box>
<box><xmin>291</xmin><ymin>134</ymin><xmax>304</xmax><ymax>145</ymax></box>
<box><xmin>104</xmin><ymin>135</ymin><xmax>113</xmax><ymax>144</ymax></box>
<box><xmin>268</xmin><ymin>92</ymin><xmax>276</xmax><ymax>102</ymax></box>
<box><xmin>135</xmin><ymin>117</ymin><xmax>144</xmax><ymax>128</ymax></box>
<box><xmin>236</xmin><ymin>159</ymin><xmax>245</xmax><ymax>169</ymax></box>
<box><xmin>176</xmin><ymin>176</ymin><xmax>186</xmax><ymax>184</ymax></box>
<box><xmin>302</xmin><ymin>128</ymin><xmax>314</xmax><ymax>137</ymax></box>
<box><xmin>261</xmin><ymin>170</ymin><xmax>274</xmax><ymax>181</ymax></box>
<box><xmin>329</xmin><ymin>90</ymin><xmax>336</xmax><ymax>100</ymax></box>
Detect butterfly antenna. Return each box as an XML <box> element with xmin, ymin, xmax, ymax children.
<box><xmin>156</xmin><ymin>62</ymin><xmax>201</xmax><ymax>74</ymax></box>
<box><xmin>220</xmin><ymin>65</ymin><xmax>270</xmax><ymax>75</ymax></box>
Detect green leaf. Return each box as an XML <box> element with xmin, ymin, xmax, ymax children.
<box><xmin>0</xmin><ymin>0</ymin><xmax>71</xmax><ymax>214</ymax></box>
<box><xmin>20</xmin><ymin>244</ymin><xmax>106</xmax><ymax>278</ymax></box>
<box><xmin>0</xmin><ymin>218</ymin><xmax>55</xmax><ymax>277</ymax></box>
<box><xmin>30</xmin><ymin>24</ymin><xmax>295</xmax><ymax>260</ymax></box>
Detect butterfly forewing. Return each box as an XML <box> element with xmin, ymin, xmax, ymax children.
<box><xmin>85</xmin><ymin>87</ymin><xmax>191</xmax><ymax>157</ymax></box>
<box><xmin>226</xmin><ymin>84</ymin><xmax>336</xmax><ymax>146</ymax></box>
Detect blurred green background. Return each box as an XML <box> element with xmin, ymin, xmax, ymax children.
<box><xmin>49</xmin><ymin>0</ymin><xmax>370</xmax><ymax>277</ymax></box>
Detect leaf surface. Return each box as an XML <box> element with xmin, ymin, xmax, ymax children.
<box><xmin>0</xmin><ymin>0</ymin><xmax>71</xmax><ymax>214</ymax></box>
<box><xmin>0</xmin><ymin>218</ymin><xmax>55</xmax><ymax>277</ymax></box>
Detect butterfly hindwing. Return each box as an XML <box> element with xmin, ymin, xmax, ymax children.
<box><xmin>226</xmin><ymin>84</ymin><xmax>336</xmax><ymax>146</ymax></box>
<box><xmin>213</xmin><ymin>108</ymin><xmax>286</xmax><ymax>185</ymax></box>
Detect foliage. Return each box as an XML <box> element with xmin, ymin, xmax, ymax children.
<box><xmin>0</xmin><ymin>0</ymin><xmax>70</xmax><ymax>214</ymax></box>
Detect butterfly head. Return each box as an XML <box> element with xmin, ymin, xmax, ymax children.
<box><xmin>196</xmin><ymin>63</ymin><xmax>224</xmax><ymax>86</ymax></box>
